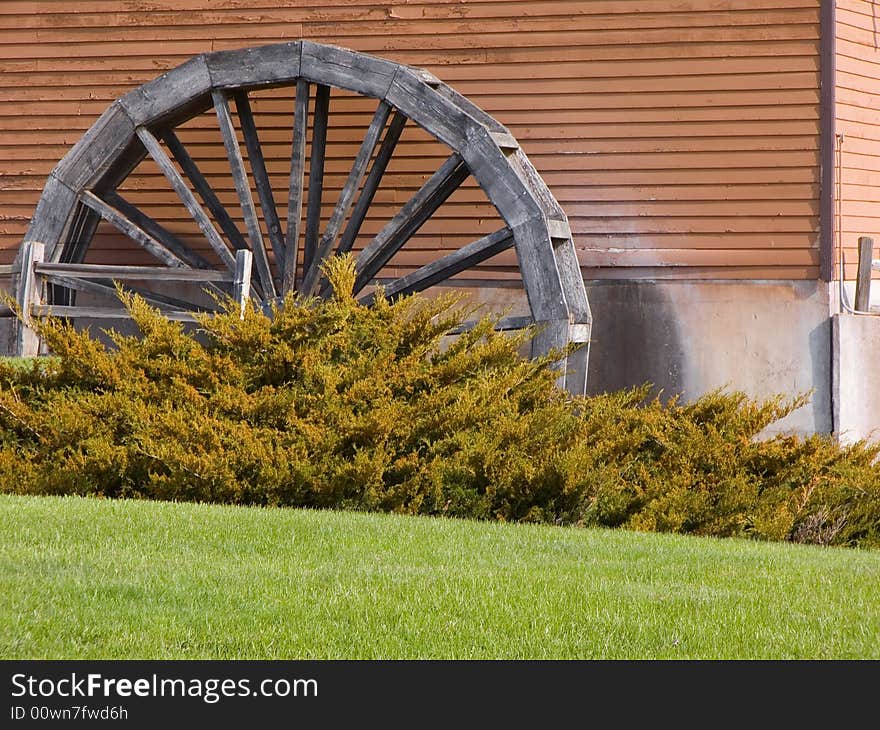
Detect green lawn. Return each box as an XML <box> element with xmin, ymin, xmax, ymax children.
<box><xmin>1</xmin><ymin>494</ymin><xmax>878</xmax><ymax>659</ymax></box>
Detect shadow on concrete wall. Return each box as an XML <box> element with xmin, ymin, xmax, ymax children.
<box><xmin>584</xmin><ymin>280</ymin><xmax>685</xmax><ymax>402</ymax></box>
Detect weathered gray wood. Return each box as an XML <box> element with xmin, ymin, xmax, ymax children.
<box><xmin>119</xmin><ymin>55</ymin><xmax>212</xmax><ymax>127</ymax></box>
<box><xmin>80</xmin><ymin>191</ymin><xmax>189</xmax><ymax>269</ymax></box>
<box><xmin>213</xmin><ymin>90</ymin><xmax>276</xmax><ymax>298</ymax></box>
<box><xmin>233</xmin><ymin>249</ymin><xmax>253</xmax><ymax>319</ymax></box>
<box><xmin>206</xmin><ymin>41</ymin><xmax>302</xmax><ymax>89</ymax></box>
<box><xmin>24</xmin><ymin>175</ymin><xmax>78</xmax><ymax>262</ymax></box>
<box><xmin>136</xmin><ymin>126</ymin><xmax>237</xmax><ymax>271</ymax></box>
<box><xmin>336</xmin><ymin>110</ymin><xmax>407</xmax><ymax>257</ymax></box>
<box><xmin>16</xmin><ymin>241</ymin><xmax>45</xmax><ymax>357</ymax></box>
<box><xmin>53</xmin><ymin>103</ymin><xmax>136</xmax><ymax>190</ymax></box>
<box><xmin>161</xmin><ymin>129</ymin><xmax>250</xmax><ymax>255</ymax></box>
<box><xmin>301</xmin><ymin>100</ymin><xmax>392</xmax><ymax>296</ymax></box>
<box><xmin>102</xmin><ymin>190</ymin><xmax>211</xmax><ymax>269</ymax></box>
<box><xmin>284</xmin><ymin>78</ymin><xmax>309</xmax><ymax>293</ymax></box>
<box><xmin>300</xmin><ymin>41</ymin><xmax>398</xmax><ymax>99</ymax></box>
<box><xmin>40</xmin><ymin>273</ymin><xmax>211</xmax><ymax>314</ymax></box>
<box><xmin>361</xmin><ymin>227</ymin><xmax>514</xmax><ymax>304</ymax></box>
<box><xmin>446</xmin><ymin>315</ymin><xmax>533</xmax><ymax>336</ymax></box>
<box><xmin>856</xmin><ymin>236</ymin><xmax>874</xmax><ymax>312</ymax></box>
<box><xmin>354</xmin><ymin>153</ymin><xmax>470</xmax><ymax>294</ymax></box>
<box><xmin>35</xmin><ymin>262</ymin><xmax>231</xmax><ymax>282</ymax></box>
<box><xmin>462</xmin><ymin>126</ymin><xmax>539</xmax><ymax>228</ymax></box>
<box><xmin>234</xmin><ymin>90</ymin><xmax>284</xmax><ymax>282</ymax></box>
<box><xmin>385</xmin><ymin>68</ymin><xmax>479</xmax><ymax>149</ymax></box>
<box><xmin>303</xmin><ymin>84</ymin><xmax>331</xmax><ymax>282</ymax></box>
<box><xmin>32</xmin><ymin>305</ymin><xmax>200</xmax><ymax>322</ymax></box>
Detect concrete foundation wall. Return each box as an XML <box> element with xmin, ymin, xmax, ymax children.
<box><xmin>457</xmin><ymin>279</ymin><xmax>834</xmax><ymax>436</ymax></box>
<box><xmin>832</xmin><ymin>313</ymin><xmax>880</xmax><ymax>444</ymax></box>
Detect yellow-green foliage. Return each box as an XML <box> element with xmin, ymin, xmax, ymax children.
<box><xmin>0</xmin><ymin>257</ymin><xmax>878</xmax><ymax>548</ymax></box>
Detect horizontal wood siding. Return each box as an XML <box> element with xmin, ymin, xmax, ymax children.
<box><xmin>835</xmin><ymin>0</ymin><xmax>880</xmax><ymax>281</ymax></box>
<box><xmin>0</xmin><ymin>0</ymin><xmax>821</xmax><ymax>282</ymax></box>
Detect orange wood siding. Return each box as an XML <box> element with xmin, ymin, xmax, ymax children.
<box><xmin>835</xmin><ymin>0</ymin><xmax>880</xmax><ymax>280</ymax></box>
<box><xmin>0</xmin><ymin>0</ymin><xmax>822</xmax><ymax>282</ymax></box>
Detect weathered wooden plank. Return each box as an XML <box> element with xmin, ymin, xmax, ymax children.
<box><xmin>856</xmin><ymin>236</ymin><xmax>874</xmax><ymax>312</ymax></box>
<box><xmin>336</xmin><ymin>110</ymin><xmax>407</xmax><ymax>257</ymax></box>
<box><xmin>60</xmin><ymin>200</ymin><xmax>101</xmax><ymax>267</ymax></box>
<box><xmin>16</xmin><ymin>241</ymin><xmax>44</xmax><ymax>357</ymax></box>
<box><xmin>384</xmin><ymin>68</ymin><xmax>479</xmax><ymax>149</ymax></box>
<box><xmin>35</xmin><ymin>262</ymin><xmax>231</xmax><ymax>282</ymax></box>
<box><xmin>445</xmin><ymin>315</ymin><xmax>533</xmax><ymax>336</ymax></box>
<box><xmin>23</xmin><ymin>174</ymin><xmax>78</xmax><ymax>261</ymax></box>
<box><xmin>102</xmin><ymin>190</ymin><xmax>211</xmax><ymax>269</ymax></box>
<box><xmin>461</xmin><ymin>126</ymin><xmax>539</xmax><ymax>228</ymax></box>
<box><xmin>80</xmin><ymin>191</ymin><xmax>189</xmax><ymax>269</ymax></box>
<box><xmin>206</xmin><ymin>41</ymin><xmax>301</xmax><ymax>90</ymax></box>
<box><xmin>136</xmin><ymin>126</ymin><xmax>236</xmax><ymax>271</ymax></box>
<box><xmin>302</xmin><ymin>83</ymin><xmax>330</xmax><ymax>283</ymax></box>
<box><xmin>233</xmin><ymin>248</ymin><xmax>253</xmax><ymax>319</ymax></box>
<box><xmin>353</xmin><ymin>153</ymin><xmax>470</xmax><ymax>294</ymax></box>
<box><xmin>300</xmin><ymin>41</ymin><xmax>398</xmax><ymax>99</ymax></box>
<box><xmin>52</xmin><ymin>103</ymin><xmax>135</xmax><ymax>190</ymax></box>
<box><xmin>32</xmin><ymin>305</ymin><xmax>200</xmax><ymax>322</ymax></box>
<box><xmin>118</xmin><ymin>55</ymin><xmax>212</xmax><ymax>127</ymax></box>
<box><xmin>283</xmin><ymin>78</ymin><xmax>309</xmax><ymax>294</ymax></box>
<box><xmin>40</xmin><ymin>273</ymin><xmax>212</xmax><ymax>314</ymax></box>
<box><xmin>161</xmin><ymin>128</ymin><xmax>249</xmax><ymax>255</ymax></box>
<box><xmin>234</xmin><ymin>90</ymin><xmax>284</xmax><ymax>285</ymax></box>
<box><xmin>361</xmin><ymin>226</ymin><xmax>514</xmax><ymax>304</ymax></box>
<box><xmin>300</xmin><ymin>100</ymin><xmax>391</xmax><ymax>297</ymax></box>
<box><xmin>510</xmin><ymin>217</ymin><xmax>569</xmax><ymax>325</ymax></box>
<box><xmin>433</xmin><ymin>81</ymin><xmax>508</xmax><ymax>134</ymax></box>
<box><xmin>212</xmin><ymin>89</ymin><xmax>276</xmax><ymax>298</ymax></box>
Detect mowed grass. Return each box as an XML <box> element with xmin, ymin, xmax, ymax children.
<box><xmin>1</xmin><ymin>494</ymin><xmax>878</xmax><ymax>659</ymax></box>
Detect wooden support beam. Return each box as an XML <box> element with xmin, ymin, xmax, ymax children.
<box><xmin>234</xmin><ymin>90</ymin><xmax>285</xmax><ymax>287</ymax></box>
<box><xmin>337</xmin><ymin>111</ymin><xmax>407</xmax><ymax>258</ymax></box>
<box><xmin>233</xmin><ymin>249</ymin><xmax>253</xmax><ymax>319</ymax></box>
<box><xmin>856</xmin><ymin>236</ymin><xmax>874</xmax><ymax>312</ymax></box>
<box><xmin>284</xmin><ymin>79</ymin><xmax>309</xmax><ymax>294</ymax></box>
<box><xmin>162</xmin><ymin>129</ymin><xmax>250</xmax><ymax>255</ymax></box>
<box><xmin>302</xmin><ymin>84</ymin><xmax>330</xmax><ymax>283</ymax></box>
<box><xmin>35</xmin><ymin>262</ymin><xmax>231</xmax><ymax>282</ymax></box>
<box><xmin>101</xmin><ymin>190</ymin><xmax>210</xmax><ymax>269</ymax></box>
<box><xmin>446</xmin><ymin>315</ymin><xmax>533</xmax><ymax>336</ymax></box>
<box><xmin>40</xmin><ymin>273</ymin><xmax>211</xmax><ymax>314</ymax></box>
<box><xmin>32</xmin><ymin>305</ymin><xmax>200</xmax><ymax>322</ymax></box>
<box><xmin>212</xmin><ymin>89</ymin><xmax>276</xmax><ymax>298</ymax></box>
<box><xmin>137</xmin><ymin>126</ymin><xmax>237</xmax><ymax>272</ymax></box>
<box><xmin>16</xmin><ymin>241</ymin><xmax>45</xmax><ymax>357</ymax></box>
<box><xmin>361</xmin><ymin>227</ymin><xmax>514</xmax><ymax>305</ymax></box>
<box><xmin>80</xmin><ymin>191</ymin><xmax>189</xmax><ymax>269</ymax></box>
<box><xmin>353</xmin><ymin>153</ymin><xmax>469</xmax><ymax>294</ymax></box>
<box><xmin>300</xmin><ymin>100</ymin><xmax>391</xmax><ymax>297</ymax></box>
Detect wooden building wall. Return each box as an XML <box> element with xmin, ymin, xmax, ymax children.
<box><xmin>0</xmin><ymin>0</ymin><xmax>822</xmax><ymax>283</ymax></box>
<box><xmin>835</xmin><ymin>0</ymin><xmax>880</xmax><ymax>281</ymax></box>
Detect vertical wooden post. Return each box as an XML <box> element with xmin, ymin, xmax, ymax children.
<box><xmin>233</xmin><ymin>248</ymin><xmax>253</xmax><ymax>320</ymax></box>
<box><xmin>16</xmin><ymin>241</ymin><xmax>45</xmax><ymax>357</ymax></box>
<box><xmin>855</xmin><ymin>236</ymin><xmax>873</xmax><ymax>312</ymax></box>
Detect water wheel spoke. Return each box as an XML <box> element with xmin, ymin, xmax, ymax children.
<box><xmin>80</xmin><ymin>190</ymin><xmax>189</xmax><ymax>269</ymax></box>
<box><xmin>212</xmin><ymin>89</ymin><xmax>276</xmax><ymax>298</ymax></box>
<box><xmin>337</xmin><ymin>110</ymin><xmax>407</xmax><ymax>258</ymax></box>
<box><xmin>302</xmin><ymin>84</ymin><xmax>331</xmax><ymax>285</ymax></box>
<box><xmin>102</xmin><ymin>190</ymin><xmax>210</xmax><ymax>269</ymax></box>
<box><xmin>162</xmin><ymin>129</ymin><xmax>250</xmax><ymax>255</ymax></box>
<box><xmin>353</xmin><ymin>152</ymin><xmax>470</xmax><ymax>295</ymax></box>
<box><xmin>284</xmin><ymin>78</ymin><xmax>309</xmax><ymax>294</ymax></box>
<box><xmin>301</xmin><ymin>100</ymin><xmax>391</xmax><ymax>297</ymax></box>
<box><xmin>360</xmin><ymin>226</ymin><xmax>514</xmax><ymax>305</ymax></box>
<box><xmin>136</xmin><ymin>126</ymin><xmax>237</xmax><ymax>272</ymax></box>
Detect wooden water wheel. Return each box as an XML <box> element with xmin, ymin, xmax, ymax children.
<box><xmin>15</xmin><ymin>41</ymin><xmax>592</xmax><ymax>393</ymax></box>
